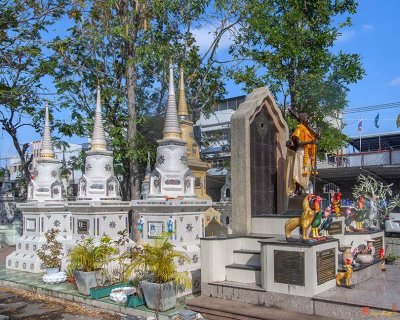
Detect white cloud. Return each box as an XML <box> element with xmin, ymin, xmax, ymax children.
<box><xmin>362</xmin><ymin>24</ymin><xmax>374</xmax><ymax>31</ymax></box>
<box><xmin>191</xmin><ymin>23</ymin><xmax>233</xmax><ymax>53</ymax></box>
<box><xmin>389</xmin><ymin>77</ymin><xmax>400</xmax><ymax>87</ymax></box>
<box><xmin>336</xmin><ymin>30</ymin><xmax>356</xmax><ymax>42</ymax></box>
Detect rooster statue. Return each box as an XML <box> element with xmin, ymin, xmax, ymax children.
<box><xmin>285</xmin><ymin>194</ymin><xmax>322</xmax><ymax>241</ymax></box>
<box><xmin>331</xmin><ymin>191</ymin><xmax>342</xmax><ymax>217</ymax></box>
<box><xmin>319</xmin><ymin>206</ymin><xmax>333</xmax><ymax>237</ymax></box>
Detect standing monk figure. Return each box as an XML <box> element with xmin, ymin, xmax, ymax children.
<box><xmin>290</xmin><ymin>113</ymin><xmax>318</xmax><ymax>193</ymax></box>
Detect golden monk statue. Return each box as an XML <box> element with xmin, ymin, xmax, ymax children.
<box><xmin>286</xmin><ymin>112</ymin><xmax>318</xmax><ymax>195</ymax></box>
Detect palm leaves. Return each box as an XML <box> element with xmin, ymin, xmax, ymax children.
<box><xmin>68</xmin><ymin>235</ymin><xmax>117</xmax><ymax>272</ymax></box>
<box><xmin>126</xmin><ymin>232</ymin><xmax>191</xmax><ymax>288</ymax></box>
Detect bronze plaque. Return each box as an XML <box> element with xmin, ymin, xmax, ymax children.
<box><xmin>373</xmin><ymin>236</ymin><xmax>383</xmax><ymax>260</ymax></box>
<box><xmin>77</xmin><ymin>219</ymin><xmax>89</xmax><ymax>234</ymax></box>
<box><xmin>274</xmin><ymin>250</ymin><xmax>305</xmax><ymax>286</ymax></box>
<box><xmin>329</xmin><ymin>221</ymin><xmax>343</xmax><ymax>235</ymax></box>
<box><xmin>317</xmin><ymin>248</ymin><xmax>336</xmax><ymax>285</ymax></box>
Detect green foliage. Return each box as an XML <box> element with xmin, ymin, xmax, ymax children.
<box><xmin>229</xmin><ymin>0</ymin><xmax>365</xmax><ymax>153</ymax></box>
<box><xmin>37</xmin><ymin>229</ymin><xmax>63</xmax><ymax>269</ymax></box>
<box><xmin>126</xmin><ymin>232</ymin><xmax>191</xmax><ymax>288</ymax></box>
<box><xmin>68</xmin><ymin>235</ymin><xmax>117</xmax><ymax>272</ymax></box>
<box><xmin>49</xmin><ymin>0</ymin><xmax>225</xmax><ymax>199</ymax></box>
<box><xmin>0</xmin><ymin>1</ymin><xmax>67</xmax><ymax>183</ymax></box>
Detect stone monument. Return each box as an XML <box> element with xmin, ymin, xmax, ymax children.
<box><xmin>6</xmin><ymin>103</ymin><xmax>70</xmax><ymax>273</ymax></box>
<box><xmin>67</xmin><ymin>87</ymin><xmax>130</xmax><ymax>243</ymax></box>
<box><xmin>132</xmin><ymin>65</ymin><xmax>212</xmax><ymax>295</ymax></box>
<box><xmin>200</xmin><ymin>87</ymin><xmax>339</xmax><ymax>314</ymax></box>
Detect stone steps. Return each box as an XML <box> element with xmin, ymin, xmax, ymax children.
<box><xmin>233</xmin><ymin>249</ymin><xmax>261</xmax><ymax>266</ymax></box>
<box><xmin>226</xmin><ymin>263</ymin><xmax>261</xmax><ymax>285</ymax></box>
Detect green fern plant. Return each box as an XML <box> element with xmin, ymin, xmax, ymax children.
<box><xmin>126</xmin><ymin>232</ymin><xmax>191</xmax><ymax>288</ymax></box>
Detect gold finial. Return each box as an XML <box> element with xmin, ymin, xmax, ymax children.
<box><xmin>178</xmin><ymin>67</ymin><xmax>189</xmax><ymax>119</ymax></box>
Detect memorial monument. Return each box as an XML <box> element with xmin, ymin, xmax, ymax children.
<box><xmin>67</xmin><ymin>86</ymin><xmax>130</xmax><ymax>243</ymax></box>
<box><xmin>131</xmin><ymin>65</ymin><xmax>212</xmax><ymax>295</ymax></box>
<box><xmin>6</xmin><ymin>103</ymin><xmax>70</xmax><ymax>273</ymax></box>
<box><xmin>199</xmin><ymin>86</ymin><xmax>378</xmax><ymax>315</ymax></box>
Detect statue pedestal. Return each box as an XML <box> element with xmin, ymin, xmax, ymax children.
<box><xmin>132</xmin><ymin>198</ymin><xmax>211</xmax><ymax>295</ymax></box>
<box><xmin>259</xmin><ymin>238</ymin><xmax>338</xmax><ymax>297</ymax></box>
<box><xmin>6</xmin><ymin>202</ymin><xmax>70</xmax><ymax>273</ymax></box>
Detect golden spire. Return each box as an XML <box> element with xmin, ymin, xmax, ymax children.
<box><xmin>178</xmin><ymin>67</ymin><xmax>189</xmax><ymax>120</ymax></box>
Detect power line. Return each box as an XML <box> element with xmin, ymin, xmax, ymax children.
<box><xmin>344</xmin><ymin>101</ymin><xmax>400</xmax><ymax>114</ymax></box>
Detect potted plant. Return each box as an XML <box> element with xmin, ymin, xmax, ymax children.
<box><xmin>37</xmin><ymin>228</ymin><xmax>63</xmax><ymax>274</ymax></box>
<box><xmin>126</xmin><ymin>232</ymin><xmax>191</xmax><ymax>314</ymax></box>
<box><xmin>89</xmin><ymin>230</ymin><xmax>140</xmax><ymax>300</ymax></box>
<box><xmin>68</xmin><ymin>235</ymin><xmax>116</xmax><ymax>296</ymax></box>
<box><xmin>385</xmin><ymin>253</ymin><xmax>398</xmax><ymax>265</ymax></box>
<box><xmin>65</xmin><ymin>265</ymin><xmax>76</xmax><ymax>284</ymax></box>
<box><xmin>126</xmin><ymin>277</ymin><xmax>146</xmax><ymax>308</ymax></box>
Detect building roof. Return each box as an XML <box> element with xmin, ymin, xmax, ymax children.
<box><xmin>349</xmin><ymin>131</ymin><xmax>400</xmax><ymax>152</ymax></box>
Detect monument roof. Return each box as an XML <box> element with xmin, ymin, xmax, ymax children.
<box><xmin>177</xmin><ymin>67</ymin><xmax>189</xmax><ymax>119</ymax></box>
<box><xmin>39</xmin><ymin>102</ymin><xmax>55</xmax><ymax>159</ymax></box>
<box><xmin>162</xmin><ymin>64</ymin><xmax>182</xmax><ymax>141</ymax></box>
<box><xmin>90</xmin><ymin>86</ymin><xmax>107</xmax><ymax>151</ymax></box>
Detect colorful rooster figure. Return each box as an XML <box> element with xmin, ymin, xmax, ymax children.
<box><xmin>331</xmin><ymin>191</ymin><xmax>342</xmax><ymax>217</ymax></box>
<box><xmin>311</xmin><ymin>198</ymin><xmax>324</xmax><ymax>238</ymax></box>
<box><xmin>380</xmin><ymin>248</ymin><xmax>386</xmax><ymax>272</ymax></box>
<box><xmin>320</xmin><ymin>206</ymin><xmax>333</xmax><ymax>237</ymax></box>
<box><xmin>344</xmin><ymin>207</ymin><xmax>353</xmax><ymax>232</ymax></box>
<box><xmin>285</xmin><ymin>194</ymin><xmax>322</xmax><ymax>241</ymax></box>
<box><xmin>355</xmin><ymin>196</ymin><xmax>365</xmax><ymax>230</ymax></box>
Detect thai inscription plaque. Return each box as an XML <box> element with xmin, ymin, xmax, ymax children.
<box><xmin>373</xmin><ymin>236</ymin><xmax>383</xmax><ymax>260</ymax></box>
<box><xmin>317</xmin><ymin>248</ymin><xmax>336</xmax><ymax>285</ymax></box>
<box><xmin>274</xmin><ymin>250</ymin><xmax>304</xmax><ymax>286</ymax></box>
<box><xmin>329</xmin><ymin>221</ymin><xmax>343</xmax><ymax>235</ymax></box>
<box><xmin>77</xmin><ymin>219</ymin><xmax>89</xmax><ymax>234</ymax></box>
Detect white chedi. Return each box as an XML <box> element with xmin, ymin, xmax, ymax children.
<box><xmin>148</xmin><ymin>65</ymin><xmax>195</xmax><ymax>199</ymax></box>
<box><xmin>27</xmin><ymin>102</ymin><xmax>66</xmax><ymax>202</ymax></box>
<box><xmin>77</xmin><ymin>86</ymin><xmax>121</xmax><ymax>200</ymax></box>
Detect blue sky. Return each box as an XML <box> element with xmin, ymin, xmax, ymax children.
<box><xmin>1</xmin><ymin>0</ymin><xmax>400</xmax><ymax>162</ymax></box>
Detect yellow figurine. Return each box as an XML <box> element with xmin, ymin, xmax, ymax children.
<box><xmin>336</xmin><ymin>259</ymin><xmax>354</xmax><ymax>288</ymax></box>
<box><xmin>285</xmin><ymin>195</ymin><xmax>321</xmax><ymax>240</ymax></box>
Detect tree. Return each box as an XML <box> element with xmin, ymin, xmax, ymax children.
<box><xmin>229</xmin><ymin>0</ymin><xmax>365</xmax><ymax>152</ymax></box>
<box><xmin>51</xmin><ymin>0</ymin><xmax>227</xmax><ymax>202</ymax></box>
<box><xmin>0</xmin><ymin>0</ymin><xmax>66</xmax><ymax>184</ymax></box>
<box><xmin>353</xmin><ymin>175</ymin><xmax>400</xmax><ymax>228</ymax></box>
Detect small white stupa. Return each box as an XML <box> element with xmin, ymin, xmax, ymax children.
<box><xmin>27</xmin><ymin>102</ymin><xmax>66</xmax><ymax>201</ymax></box>
<box><xmin>68</xmin><ymin>86</ymin><xmax>129</xmax><ymax>243</ymax></box>
<box><xmin>77</xmin><ymin>86</ymin><xmax>120</xmax><ymax>201</ymax></box>
<box><xmin>131</xmin><ymin>65</ymin><xmax>211</xmax><ymax>296</ymax></box>
<box><xmin>7</xmin><ymin>102</ymin><xmax>71</xmax><ymax>273</ymax></box>
<box><xmin>148</xmin><ymin>65</ymin><xmax>196</xmax><ymax>198</ymax></box>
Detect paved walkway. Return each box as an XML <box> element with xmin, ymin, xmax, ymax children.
<box><xmin>0</xmin><ymin>286</ymin><xmax>122</xmax><ymax>320</ymax></box>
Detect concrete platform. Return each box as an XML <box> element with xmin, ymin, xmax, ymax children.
<box><xmin>201</xmin><ymin>264</ymin><xmax>400</xmax><ymax>319</ymax></box>
<box><xmin>0</xmin><ymin>265</ymin><xmax>187</xmax><ymax>320</ymax></box>
<box><xmin>314</xmin><ymin>264</ymin><xmax>400</xmax><ymax>320</ymax></box>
